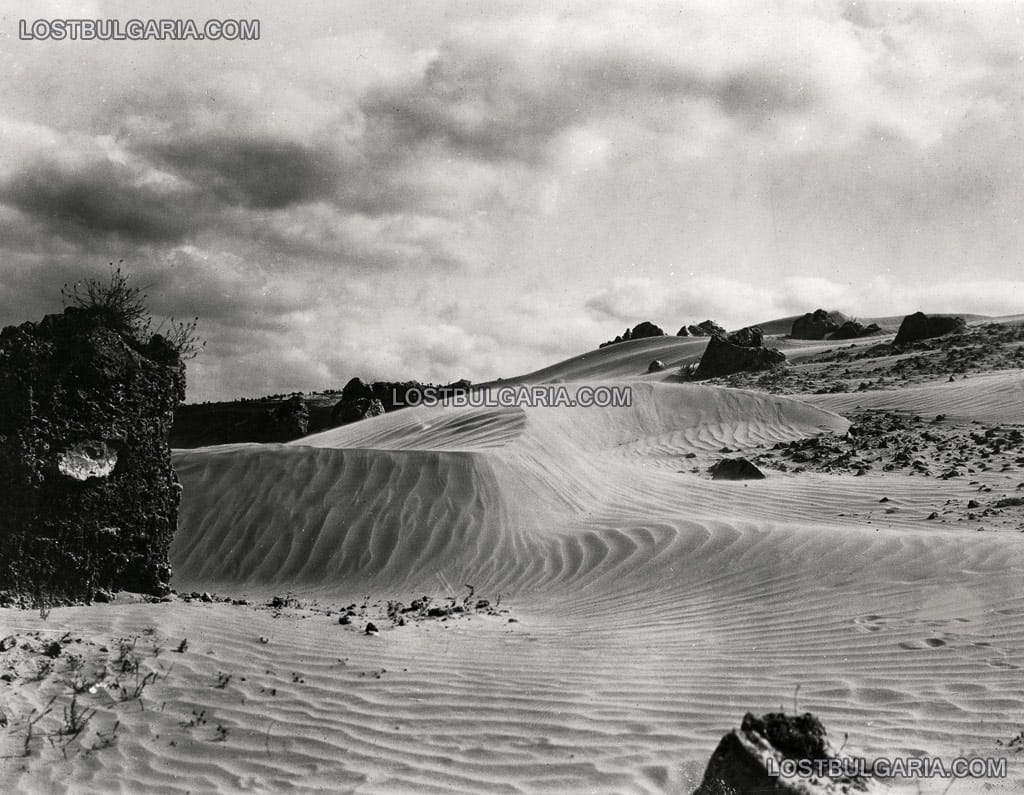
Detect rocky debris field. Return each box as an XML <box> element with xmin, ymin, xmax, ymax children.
<box><xmin>754</xmin><ymin>411</ymin><xmax>1024</xmax><ymax>478</ymax></box>
<box><xmin>255</xmin><ymin>586</ymin><xmax>517</xmax><ymax>633</ymax></box>
<box><xmin>748</xmin><ymin>410</ymin><xmax>1024</xmax><ymax>532</ymax></box>
<box><xmin>712</xmin><ymin>321</ymin><xmax>1024</xmax><ymax>395</ymax></box>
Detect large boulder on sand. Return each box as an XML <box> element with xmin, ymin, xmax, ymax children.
<box><xmin>693</xmin><ymin>712</ymin><xmax>881</xmax><ymax>794</ymax></box>
<box><xmin>695</xmin><ymin>327</ymin><xmax>785</xmax><ymax>377</ymax></box>
<box><xmin>791</xmin><ymin>309</ymin><xmax>848</xmax><ymax>340</ymax></box>
<box><xmin>709</xmin><ymin>458</ymin><xmax>766</xmax><ymax>480</ymax></box>
<box><xmin>893</xmin><ymin>312</ymin><xmax>966</xmax><ymax>346</ymax></box>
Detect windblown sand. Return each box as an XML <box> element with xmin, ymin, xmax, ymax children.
<box><xmin>3</xmin><ymin>321</ymin><xmax>1024</xmax><ymax>793</ymax></box>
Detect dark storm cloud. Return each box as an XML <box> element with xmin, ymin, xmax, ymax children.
<box><xmin>146</xmin><ymin>136</ymin><xmax>342</xmax><ymax>210</ymax></box>
<box><xmin>361</xmin><ymin>42</ymin><xmax>818</xmax><ymax>165</ymax></box>
<box><xmin>360</xmin><ymin>50</ymin><xmax>575</xmax><ymax>164</ymax></box>
<box><xmin>715</xmin><ymin>71</ymin><xmax>812</xmax><ymax>122</ymax></box>
<box><xmin>576</xmin><ymin>50</ymin><xmax>813</xmax><ymax>122</ymax></box>
<box><xmin>1</xmin><ymin>159</ymin><xmax>200</xmax><ymax>243</ymax></box>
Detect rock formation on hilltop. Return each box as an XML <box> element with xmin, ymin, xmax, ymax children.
<box><xmin>0</xmin><ymin>305</ymin><xmax>187</xmax><ymax>603</ymax></box>
<box><xmin>679</xmin><ymin>319</ymin><xmax>726</xmax><ymax>337</ymax></box>
<box><xmin>791</xmin><ymin>310</ymin><xmax>884</xmax><ymax>341</ymax></box>
<box><xmin>894</xmin><ymin>312</ymin><xmax>966</xmax><ymax>346</ymax></box>
<box><xmin>791</xmin><ymin>309</ymin><xmax>848</xmax><ymax>340</ymax></box>
<box><xmin>693</xmin><ymin>711</ymin><xmax>880</xmax><ymax>794</ymax></box>
<box><xmin>599</xmin><ymin>321</ymin><xmax>666</xmax><ymax>348</ymax></box>
<box><xmin>695</xmin><ymin>326</ymin><xmax>786</xmax><ymax>378</ymax></box>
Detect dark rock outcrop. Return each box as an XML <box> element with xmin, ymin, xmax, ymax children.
<box><xmin>647</xmin><ymin>360</ymin><xmax>666</xmax><ymax>373</ymax></box>
<box><xmin>600</xmin><ymin>321</ymin><xmax>666</xmax><ymax>348</ymax></box>
<box><xmin>695</xmin><ymin>327</ymin><xmax>786</xmax><ymax>377</ymax></box>
<box><xmin>894</xmin><ymin>312</ymin><xmax>966</xmax><ymax>346</ymax></box>
<box><xmin>693</xmin><ymin>711</ymin><xmax>878</xmax><ymax>795</ymax></box>
<box><xmin>683</xmin><ymin>320</ymin><xmax>726</xmax><ymax>337</ymax></box>
<box><xmin>0</xmin><ymin>306</ymin><xmax>186</xmax><ymax>602</ymax></box>
<box><xmin>791</xmin><ymin>310</ymin><xmax>884</xmax><ymax>341</ymax></box>
<box><xmin>709</xmin><ymin>458</ymin><xmax>766</xmax><ymax>480</ymax></box>
<box><xmin>172</xmin><ymin>395</ymin><xmax>316</xmax><ymax>446</ymax></box>
<box><xmin>257</xmin><ymin>394</ymin><xmax>309</xmax><ymax>441</ymax></box>
<box><xmin>791</xmin><ymin>309</ymin><xmax>848</xmax><ymax>340</ymax></box>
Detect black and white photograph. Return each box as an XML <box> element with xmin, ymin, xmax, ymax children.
<box><xmin>1</xmin><ymin>1</ymin><xmax>1024</xmax><ymax>792</ymax></box>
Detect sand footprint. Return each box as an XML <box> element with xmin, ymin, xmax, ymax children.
<box><xmin>898</xmin><ymin>638</ymin><xmax>947</xmax><ymax>651</ymax></box>
<box><xmin>853</xmin><ymin>613</ymin><xmax>887</xmax><ymax>633</ymax></box>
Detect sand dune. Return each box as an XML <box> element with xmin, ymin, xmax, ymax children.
<box><xmin>172</xmin><ymin>384</ymin><xmax>847</xmax><ymax>596</ymax></box>
<box><xmin>6</xmin><ymin>341</ymin><xmax>1024</xmax><ymax>794</ymax></box>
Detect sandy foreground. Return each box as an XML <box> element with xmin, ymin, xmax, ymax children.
<box><xmin>3</xmin><ymin>325</ymin><xmax>1024</xmax><ymax>793</ymax></box>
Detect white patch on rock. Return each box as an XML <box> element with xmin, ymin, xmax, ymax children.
<box><xmin>57</xmin><ymin>442</ymin><xmax>118</xmax><ymax>481</ymax></box>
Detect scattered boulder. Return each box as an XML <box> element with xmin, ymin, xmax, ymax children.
<box><xmin>693</xmin><ymin>711</ymin><xmax>879</xmax><ymax>795</ymax></box>
<box><xmin>695</xmin><ymin>327</ymin><xmax>786</xmax><ymax>377</ymax></box>
<box><xmin>600</xmin><ymin>321</ymin><xmax>666</xmax><ymax>348</ymax></box>
<box><xmin>0</xmin><ymin>305</ymin><xmax>185</xmax><ymax>602</ymax></box>
<box><xmin>894</xmin><ymin>312</ymin><xmax>966</xmax><ymax>346</ymax></box>
<box><xmin>709</xmin><ymin>458</ymin><xmax>766</xmax><ymax>481</ymax></box>
<box><xmin>647</xmin><ymin>360</ymin><xmax>666</xmax><ymax>373</ymax></box>
<box><xmin>791</xmin><ymin>309</ymin><xmax>848</xmax><ymax>340</ymax></box>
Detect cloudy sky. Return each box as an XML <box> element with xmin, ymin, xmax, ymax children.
<box><xmin>1</xmin><ymin>1</ymin><xmax>1022</xmax><ymax>401</ymax></box>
